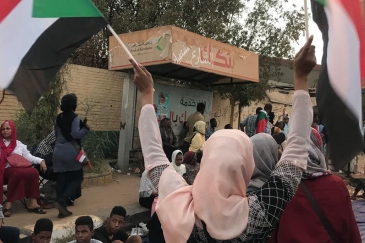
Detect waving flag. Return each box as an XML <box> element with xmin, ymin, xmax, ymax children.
<box><xmin>256</xmin><ymin>111</ymin><xmax>268</xmax><ymax>134</ymax></box>
<box><xmin>0</xmin><ymin>0</ymin><xmax>107</xmax><ymax>113</ymax></box>
<box><xmin>311</xmin><ymin>0</ymin><xmax>365</xmax><ymax>170</ymax></box>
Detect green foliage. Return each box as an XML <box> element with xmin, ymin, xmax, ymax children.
<box><xmin>71</xmin><ymin>0</ymin><xmax>305</xmax><ymax>123</ymax></box>
<box><xmin>14</xmin><ymin>66</ymin><xmax>67</xmax><ymax>147</ymax></box>
<box><xmin>82</xmin><ymin>131</ymin><xmax>119</xmax><ymax>172</ymax></box>
<box><xmin>218</xmin><ymin>0</ymin><xmax>305</xmax><ymax>110</ymax></box>
<box><xmin>72</xmin><ymin>0</ymin><xmax>245</xmax><ymax>69</ymax></box>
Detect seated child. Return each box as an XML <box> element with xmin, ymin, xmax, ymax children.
<box><xmin>93</xmin><ymin>206</ymin><xmax>142</xmax><ymax>243</ymax></box>
<box><xmin>68</xmin><ymin>216</ymin><xmax>102</xmax><ymax>243</ymax></box>
<box><xmin>19</xmin><ymin>218</ymin><xmax>53</xmax><ymax>243</ymax></box>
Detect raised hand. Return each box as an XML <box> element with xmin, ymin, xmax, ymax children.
<box><xmin>129</xmin><ymin>58</ymin><xmax>154</xmax><ymax>95</ymax></box>
<box><xmin>293</xmin><ymin>36</ymin><xmax>316</xmax><ymax>91</ymax></box>
<box><xmin>294</xmin><ymin>36</ymin><xmax>317</xmax><ymax>79</ymax></box>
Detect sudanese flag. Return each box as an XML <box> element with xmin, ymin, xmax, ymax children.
<box><xmin>256</xmin><ymin>110</ymin><xmax>269</xmax><ymax>134</ymax></box>
<box><xmin>0</xmin><ymin>0</ymin><xmax>107</xmax><ymax>113</ymax></box>
<box><xmin>311</xmin><ymin>0</ymin><xmax>365</xmax><ymax>170</ymax></box>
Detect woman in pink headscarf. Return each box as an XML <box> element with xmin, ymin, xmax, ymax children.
<box><xmin>130</xmin><ymin>36</ymin><xmax>316</xmax><ymax>243</ymax></box>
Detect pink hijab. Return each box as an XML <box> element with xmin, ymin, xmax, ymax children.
<box><xmin>156</xmin><ymin>129</ymin><xmax>255</xmax><ymax>243</ymax></box>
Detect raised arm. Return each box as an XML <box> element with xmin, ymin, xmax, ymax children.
<box><xmin>279</xmin><ymin>35</ymin><xmax>316</xmax><ymax>170</ymax></box>
<box><xmin>131</xmin><ymin>60</ymin><xmax>170</xmax><ymax>186</ymax></box>
<box><xmin>236</xmin><ymin>36</ymin><xmax>317</xmax><ymax>242</ymax></box>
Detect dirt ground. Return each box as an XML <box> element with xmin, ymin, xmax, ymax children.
<box><xmin>5</xmin><ymin>173</ymin><xmax>143</xmax><ymax>233</ymax></box>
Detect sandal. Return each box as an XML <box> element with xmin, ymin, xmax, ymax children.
<box><xmin>42</xmin><ymin>203</ymin><xmax>55</xmax><ymax>209</ymax></box>
<box><xmin>28</xmin><ymin>207</ymin><xmax>46</xmax><ymax>214</ymax></box>
<box><xmin>3</xmin><ymin>208</ymin><xmax>11</xmax><ymax>217</ymax></box>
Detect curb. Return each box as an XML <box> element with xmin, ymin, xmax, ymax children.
<box><xmin>19</xmin><ymin>203</ymin><xmax>151</xmax><ymax>243</ymax></box>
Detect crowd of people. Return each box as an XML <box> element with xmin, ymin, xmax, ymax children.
<box><xmin>14</xmin><ymin>206</ymin><xmax>142</xmax><ymax>243</ymax></box>
<box><xmin>0</xmin><ymin>37</ymin><xmax>362</xmax><ymax>243</ymax></box>
<box><xmin>134</xmin><ymin>36</ymin><xmax>361</xmax><ymax>243</ymax></box>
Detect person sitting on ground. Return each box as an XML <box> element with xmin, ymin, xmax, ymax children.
<box><xmin>19</xmin><ymin>218</ymin><xmax>53</xmax><ymax>243</ymax></box>
<box><xmin>34</xmin><ymin>131</ymin><xmax>57</xmax><ymax>181</ymax></box>
<box><xmin>224</xmin><ymin>124</ymin><xmax>233</xmax><ymax>129</ymax></box>
<box><xmin>0</xmin><ymin>204</ymin><xmax>19</xmax><ymax>243</ymax></box>
<box><xmin>189</xmin><ymin>121</ymin><xmax>206</xmax><ymax>162</ymax></box>
<box><xmin>139</xmin><ymin>171</ymin><xmax>157</xmax><ymax>209</ymax></box>
<box><xmin>268</xmin><ymin>128</ymin><xmax>361</xmax><ymax>243</ymax></box>
<box><xmin>93</xmin><ymin>206</ymin><xmax>142</xmax><ymax>243</ymax></box>
<box><xmin>240</xmin><ymin>107</ymin><xmax>262</xmax><ymax>137</ymax></box>
<box><xmin>171</xmin><ymin>150</ymin><xmax>185</xmax><ymax>176</ymax></box>
<box><xmin>0</xmin><ymin>120</ymin><xmax>47</xmax><ymax>217</ymax></box>
<box><xmin>189</xmin><ymin>121</ymin><xmax>206</xmax><ymax>153</ymax></box>
<box><xmin>68</xmin><ymin>216</ymin><xmax>102</xmax><ymax>243</ymax></box>
<box><xmin>205</xmin><ymin>118</ymin><xmax>217</xmax><ymax>140</ymax></box>
<box><xmin>159</xmin><ymin>118</ymin><xmax>176</xmax><ymax>162</ymax></box>
<box><xmin>182</xmin><ymin>151</ymin><xmax>200</xmax><ymax>185</ymax></box>
<box><xmin>247</xmin><ymin>133</ymin><xmax>278</xmax><ymax>193</ymax></box>
<box><xmin>179</xmin><ymin>122</ymin><xmax>188</xmax><ymax>146</ymax></box>
<box><xmin>130</xmin><ymin>35</ymin><xmax>316</xmax><ymax>242</ymax></box>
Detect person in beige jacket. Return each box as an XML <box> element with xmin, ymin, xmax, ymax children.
<box><xmin>189</xmin><ymin>121</ymin><xmax>206</xmax><ymax>153</ymax></box>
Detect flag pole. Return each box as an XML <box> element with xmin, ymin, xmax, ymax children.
<box><xmin>107</xmin><ymin>24</ymin><xmax>137</xmax><ymax>63</ymax></box>
<box><xmin>304</xmin><ymin>0</ymin><xmax>309</xmax><ymax>40</ymax></box>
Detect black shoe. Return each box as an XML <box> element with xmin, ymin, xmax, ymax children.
<box><xmin>66</xmin><ymin>199</ymin><xmax>74</xmax><ymax>206</ymax></box>
<box><xmin>57</xmin><ymin>211</ymin><xmax>72</xmax><ymax>218</ymax></box>
<box><xmin>55</xmin><ymin>202</ymin><xmax>72</xmax><ymax>218</ymax></box>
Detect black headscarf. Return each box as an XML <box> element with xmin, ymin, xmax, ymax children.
<box><xmin>56</xmin><ymin>94</ymin><xmax>78</xmax><ymax>142</ymax></box>
<box><xmin>272</xmin><ymin>132</ymin><xmax>286</xmax><ymax>145</ymax></box>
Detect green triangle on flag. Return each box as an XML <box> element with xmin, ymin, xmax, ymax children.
<box><xmin>32</xmin><ymin>0</ymin><xmax>104</xmax><ymax>18</ymax></box>
<box><xmin>315</xmin><ymin>0</ymin><xmax>326</xmax><ymax>6</ymax></box>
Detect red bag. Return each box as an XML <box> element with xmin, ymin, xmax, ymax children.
<box><xmin>7</xmin><ymin>154</ymin><xmax>32</xmax><ymax>168</ymax></box>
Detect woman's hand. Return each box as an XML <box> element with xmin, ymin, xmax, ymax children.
<box><xmin>293</xmin><ymin>35</ymin><xmax>317</xmax><ymax>91</ymax></box>
<box><xmin>40</xmin><ymin>160</ymin><xmax>47</xmax><ymax>172</ymax></box>
<box><xmin>129</xmin><ymin>58</ymin><xmax>154</xmax><ymax>106</ymax></box>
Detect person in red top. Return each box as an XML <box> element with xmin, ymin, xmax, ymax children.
<box><xmin>268</xmin><ymin>128</ymin><xmax>361</xmax><ymax>243</ymax></box>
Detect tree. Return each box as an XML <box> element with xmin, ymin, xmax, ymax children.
<box><xmin>218</xmin><ymin>0</ymin><xmax>306</xmax><ymax>126</ymax></box>
<box><xmin>72</xmin><ymin>0</ymin><xmax>245</xmax><ymax>68</ymax></box>
<box><xmin>71</xmin><ymin>0</ymin><xmax>305</xmax><ymax>127</ymax></box>
<box><xmin>14</xmin><ymin>66</ymin><xmax>67</xmax><ymax>147</ymax></box>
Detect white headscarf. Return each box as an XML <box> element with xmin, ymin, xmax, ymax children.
<box><xmin>171</xmin><ymin>150</ymin><xmax>186</xmax><ymax>176</ymax></box>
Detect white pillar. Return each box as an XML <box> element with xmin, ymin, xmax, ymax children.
<box><xmin>117</xmin><ymin>73</ymin><xmax>137</xmax><ymax>173</ymax></box>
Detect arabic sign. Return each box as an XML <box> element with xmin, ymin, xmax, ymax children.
<box><xmin>152</xmin><ymin>83</ymin><xmax>213</xmax><ymax>136</ymax></box>
<box><xmin>109</xmin><ymin>25</ymin><xmax>259</xmax><ymax>83</ymax></box>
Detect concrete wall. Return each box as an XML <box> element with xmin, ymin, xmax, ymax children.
<box><xmin>63</xmin><ymin>65</ymin><xmax>127</xmax><ymax>131</ymax></box>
